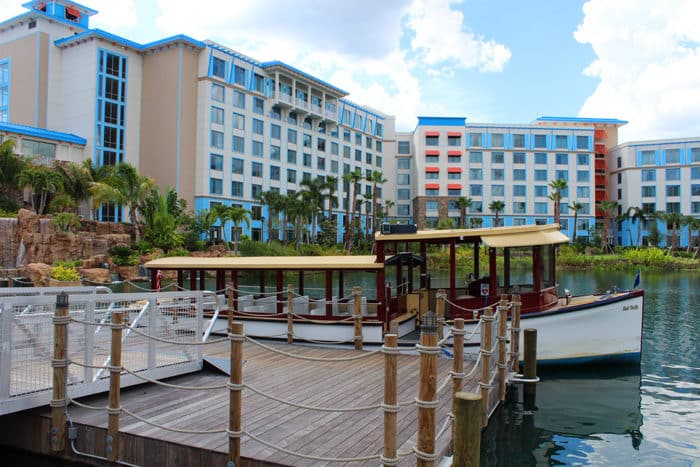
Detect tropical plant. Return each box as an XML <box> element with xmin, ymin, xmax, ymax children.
<box><xmin>548</xmin><ymin>178</ymin><xmax>568</xmax><ymax>226</ymax></box>
<box><xmin>568</xmin><ymin>201</ymin><xmax>584</xmax><ymax>243</ymax></box>
<box><xmin>225</xmin><ymin>205</ymin><xmax>251</xmax><ymax>255</ymax></box>
<box><xmin>686</xmin><ymin>216</ymin><xmax>700</xmax><ymax>257</ymax></box>
<box><xmin>324</xmin><ymin>175</ymin><xmax>339</xmax><ymax>220</ymax></box>
<box><xmin>54</xmin><ymin>161</ymin><xmax>91</xmax><ymax>213</ymax></box>
<box><xmin>143</xmin><ymin>192</ymin><xmax>183</xmax><ymax>252</ymax></box>
<box><xmin>52</xmin><ymin>212</ymin><xmax>81</xmax><ymax>232</ymax></box>
<box><xmin>456</xmin><ymin>197</ymin><xmax>472</xmax><ymax>228</ymax></box>
<box><xmin>597</xmin><ymin>200</ymin><xmax>619</xmax><ymax>253</ymax></box>
<box><xmin>80</xmin><ymin>159</ymin><xmax>114</xmax><ymax>220</ymax></box>
<box><xmin>255</xmin><ymin>190</ymin><xmax>282</xmax><ymax>243</ymax></box>
<box><xmin>300</xmin><ymin>177</ymin><xmax>326</xmax><ymax>242</ymax></box>
<box><xmin>437</xmin><ymin>218</ymin><xmax>455</xmax><ymax>229</ymax></box>
<box><xmin>382</xmin><ymin>200</ymin><xmax>395</xmax><ymax>222</ymax></box>
<box><xmin>488</xmin><ymin>200</ymin><xmax>505</xmax><ymax>227</ymax></box>
<box><xmin>50</xmin><ymin>264</ymin><xmax>81</xmax><ymax>282</ymax></box>
<box><xmin>367</xmin><ymin>170</ymin><xmax>387</xmax><ymax>233</ymax></box>
<box><xmin>345</xmin><ymin>169</ymin><xmax>363</xmax><ymax>252</ymax></box>
<box><xmin>0</xmin><ymin>140</ymin><xmax>26</xmax><ymax>210</ymax></box>
<box><xmin>17</xmin><ymin>165</ymin><xmax>63</xmax><ymax>214</ymax></box>
<box><xmin>660</xmin><ymin>211</ymin><xmax>685</xmax><ymax>253</ymax></box>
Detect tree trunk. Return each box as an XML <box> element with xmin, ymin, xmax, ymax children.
<box><xmin>573</xmin><ymin>213</ymin><xmax>578</xmax><ymax>243</ymax></box>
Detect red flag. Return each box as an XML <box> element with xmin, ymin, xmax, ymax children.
<box><xmin>156</xmin><ymin>270</ymin><xmax>163</xmax><ymax>292</ymax></box>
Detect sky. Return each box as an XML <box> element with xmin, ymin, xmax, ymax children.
<box><xmin>1</xmin><ymin>0</ymin><xmax>700</xmax><ymax>143</ymax></box>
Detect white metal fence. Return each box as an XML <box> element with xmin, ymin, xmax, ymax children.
<box><xmin>0</xmin><ymin>290</ymin><xmax>222</xmax><ymax>415</ymax></box>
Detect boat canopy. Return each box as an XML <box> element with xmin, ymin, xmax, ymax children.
<box><xmin>375</xmin><ymin>223</ymin><xmax>569</xmax><ymax>245</ymax></box>
<box><xmin>145</xmin><ymin>255</ymin><xmax>383</xmax><ymax>271</ymax></box>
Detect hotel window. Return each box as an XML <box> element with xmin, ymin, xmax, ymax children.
<box><xmin>425</xmin><ymin>217</ymin><xmax>438</xmax><ymax>228</ymax></box>
<box><xmin>211</xmin><ymin>130</ymin><xmax>224</xmax><ymax>149</ymax></box>
<box><xmin>691</xmin><ymin>184</ymin><xmax>700</xmax><ymax>196</ymax></box>
<box><xmin>665</xmin><ymin>149</ymin><xmax>680</xmax><ymax>164</ymax></box>
<box><xmin>210</xmin><ymin>177</ymin><xmax>223</xmax><ymax>194</ymax></box>
<box><xmin>535</xmin><ymin>153</ymin><xmax>547</xmax><ymax>165</ymax></box>
<box><xmin>535</xmin><ymin>202</ymin><xmax>548</xmax><ymax>214</ymax></box>
<box><xmin>303</xmin><ymin>153</ymin><xmax>312</xmax><ymax>167</ymax></box>
<box><xmin>469</xmin><ymin>168</ymin><xmax>483</xmax><ymax>180</ymax></box>
<box><xmin>376</xmin><ymin>123</ymin><xmax>384</xmax><ymax>137</ymax></box>
<box><xmin>233</xmin><ymin>90</ymin><xmax>246</xmax><ymax>109</ymax></box>
<box><xmin>287</xmin><ymin>129</ymin><xmax>297</xmax><ymax>144</ymax></box>
<box><xmin>641</xmin><ymin>150</ymin><xmax>655</xmax><ymax>165</ymax></box>
<box><xmin>556</xmin><ymin>170</ymin><xmax>569</xmax><ymax>180</ymax></box>
<box><xmin>513</xmin><ymin>218</ymin><xmax>526</xmax><ymax>226</ymax></box>
<box><xmin>426</xmin><ymin>135</ymin><xmax>439</xmax><ymax>146</ymax></box>
<box><xmin>253</xmin><ymin>74</ymin><xmax>264</xmax><ymax>93</ymax></box>
<box><xmin>355</xmin><ymin>132</ymin><xmax>362</xmax><ymax>145</ymax></box>
<box><xmin>491</xmin><ymin>152</ymin><xmax>504</xmax><ymax>164</ymax></box>
<box><xmin>251</xmin><ymin>161</ymin><xmax>263</xmax><ymax>177</ymax></box>
<box><xmin>252</xmin><ymin>184</ymin><xmax>263</xmax><ymax>198</ymax></box>
<box><xmin>691</xmin><ymin>148</ymin><xmax>700</xmax><ymax>163</ymax></box>
<box><xmin>303</xmin><ymin>134</ymin><xmax>312</xmax><ymax>148</ymax></box>
<box><xmin>270</xmin><ymin>165</ymin><xmax>280</xmax><ymax>181</ymax></box>
<box><xmin>555</xmin><ymin>135</ymin><xmax>568</xmax><ymax>149</ymax></box>
<box><xmin>355</xmin><ymin>149</ymin><xmax>362</xmax><ymax>162</ymax></box>
<box><xmin>492</xmin><ymin>185</ymin><xmax>504</xmax><ymax>196</ymax></box>
<box><xmin>20</xmin><ymin>139</ymin><xmax>56</xmax><ymax>160</ymax></box>
<box><xmin>491</xmin><ymin>133</ymin><xmax>504</xmax><ymax>148</ymax></box>
<box><xmin>211</xmin><ymin>106</ymin><xmax>224</xmax><ymax>125</ymax></box>
<box><xmin>343</xmin><ymin>146</ymin><xmax>351</xmax><ymax>158</ymax></box>
<box><xmin>270</xmin><ymin>124</ymin><xmax>281</xmax><ymax>140</ymax></box>
<box><xmin>535</xmin><ymin>170</ymin><xmax>547</xmax><ymax>181</ymax></box>
<box><xmin>303</xmin><ymin>172</ymin><xmax>312</xmax><ymax>182</ymax></box>
<box><xmin>556</xmin><ymin>153</ymin><xmax>568</xmax><ymax>165</ymax></box>
<box><xmin>425</xmin><ymin>171</ymin><xmax>439</xmax><ymax>180</ymax></box>
<box><xmin>469</xmin><ymin>133</ymin><xmax>482</xmax><ymax>147</ymax></box>
<box><xmin>211</xmin><ymin>83</ymin><xmax>224</xmax><ymax>103</ymax></box>
<box><xmin>577</xmin><ymin>170</ymin><xmax>590</xmax><ymax>182</ymax></box>
<box><xmin>365</xmin><ymin>136</ymin><xmax>373</xmax><ymax>149</ymax></box>
<box><xmin>252</xmin><ymin>97</ymin><xmax>264</xmax><ymax>114</ymax></box>
<box><xmin>365</xmin><ymin>153</ymin><xmax>372</xmax><ymax>164</ymax></box>
<box><xmin>513</xmin><ymin>169</ymin><xmax>526</xmax><ymax>181</ymax></box>
<box><xmin>617</xmin><ymin>157</ymin><xmax>622</xmax><ymax>168</ymax></box>
<box><xmin>232</xmin><ymin>136</ymin><xmax>244</xmax><ymax>153</ymax></box>
<box><xmin>288</xmin><ymin>112</ymin><xmax>297</xmax><ymax>125</ymax></box>
<box><xmin>252</xmin><ymin>118</ymin><xmax>264</xmax><ymax>136</ymax></box>
<box><xmin>448</xmin><ymin>135</ymin><xmax>461</xmax><ymax>146</ymax></box>
<box><xmin>513</xmin><ymin>202</ymin><xmax>526</xmax><ymax>213</ymax></box>
<box><xmin>212</xmin><ymin>57</ymin><xmax>226</xmax><ymax>79</ymax></box>
<box><xmin>576</xmin><ymin>135</ymin><xmax>589</xmax><ymax>150</ymax></box>
<box><xmin>513</xmin><ymin>152</ymin><xmax>526</xmax><ymax>164</ymax></box>
<box><xmin>231</xmin><ymin>181</ymin><xmax>243</xmax><ymax>197</ymax></box>
<box><xmin>331</xmin><ymin>142</ymin><xmax>339</xmax><ymax>155</ymax></box>
<box><xmin>666</xmin><ymin>168</ymin><xmax>681</xmax><ymax>180</ymax></box>
<box><xmin>448</xmin><ymin>155</ymin><xmax>461</xmax><ymax>163</ymax></box>
<box><xmin>343</xmin><ymin>129</ymin><xmax>351</xmax><ymax>142</ymax></box>
<box><xmin>470</xmin><ymin>184</ymin><xmax>483</xmax><ymax>196</ymax></box>
<box><xmin>398</xmin><ymin>159</ymin><xmax>411</xmax><ymax>170</ymax></box>
<box><xmin>303</xmin><ymin>117</ymin><xmax>313</xmax><ymax>130</ymax></box>
<box><xmin>512</xmin><ymin>134</ymin><xmax>525</xmax><ymax>148</ymax></box>
<box><xmin>641</xmin><ymin>169</ymin><xmax>656</xmax><ymax>181</ymax></box>
<box><xmin>210</xmin><ymin>153</ymin><xmax>223</xmax><ymax>171</ymax></box>
<box><xmin>317</xmin><ymin>157</ymin><xmax>326</xmax><ymax>170</ymax></box>
<box><xmin>376</xmin><ymin>140</ymin><xmax>383</xmax><ymax>152</ymax></box>
<box><xmin>617</xmin><ymin>173</ymin><xmax>622</xmax><ymax>184</ymax></box>
<box><xmin>397</xmin><ymin>189</ymin><xmax>411</xmax><ymax>200</ymax></box>
<box><xmin>513</xmin><ymin>185</ymin><xmax>526</xmax><ymax>197</ymax></box>
<box><xmin>331</xmin><ymin>160</ymin><xmax>339</xmax><ymax>173</ymax></box>
<box><xmin>398</xmin><ymin>141</ymin><xmax>410</xmax><ymax>154</ymax></box>
<box><xmin>233</xmin><ymin>113</ymin><xmax>245</xmax><ymax>130</ymax></box>
<box><xmin>577</xmin><ymin>186</ymin><xmax>590</xmax><ymax>198</ymax></box>
<box><xmin>492</xmin><ymin>168</ymin><xmax>504</xmax><ymax>180</ymax></box>
<box><xmin>232</xmin><ymin>157</ymin><xmax>244</xmax><ymax>174</ymax></box>
<box><xmin>534</xmin><ymin>134</ymin><xmax>547</xmax><ymax>148</ymax></box>
<box><xmin>426</xmin><ymin>189</ymin><xmax>439</xmax><ymax>196</ymax></box>
<box><xmin>376</xmin><ymin>156</ymin><xmax>383</xmax><ymax>167</ymax></box>
<box><xmin>534</xmin><ymin>185</ymin><xmax>547</xmax><ymax>197</ymax></box>
<box><xmin>641</xmin><ymin>203</ymin><xmax>655</xmax><ymax>213</ymax></box>
<box><xmin>692</xmin><ymin>202</ymin><xmax>700</xmax><ymax>214</ymax></box>
<box><xmin>642</xmin><ymin>186</ymin><xmax>655</xmax><ymax>197</ymax></box>
<box><xmin>426</xmin><ymin>201</ymin><xmax>439</xmax><ymax>211</ymax></box>
<box><xmin>469</xmin><ymin>151</ymin><xmax>483</xmax><ymax>164</ymax></box>
<box><xmin>397</xmin><ymin>205</ymin><xmax>410</xmax><ymax>216</ymax></box>
<box><xmin>318</xmin><ymin>138</ymin><xmax>326</xmax><ymax>152</ymax></box>
<box><xmin>252</xmin><ymin>141</ymin><xmax>263</xmax><ymax>157</ymax></box>
<box><xmin>287</xmin><ymin>169</ymin><xmax>297</xmax><ymax>183</ymax></box>
<box><xmin>666</xmin><ymin>202</ymin><xmax>680</xmax><ymax>213</ymax></box>
<box><xmin>234</xmin><ymin>65</ymin><xmax>246</xmax><ymax>86</ymax></box>
<box><xmin>426</xmin><ymin>155</ymin><xmax>439</xmax><ymax>164</ymax></box>
<box><xmin>577</xmin><ymin>153</ymin><xmax>589</xmax><ymax>165</ymax></box>
<box><xmin>666</xmin><ymin>185</ymin><xmax>680</xmax><ymax>197</ymax></box>
<box><xmin>96</xmin><ymin>50</ymin><xmax>127</xmax><ymax>167</ymax></box>
<box><xmin>397</xmin><ymin>174</ymin><xmax>410</xmax><ymax>185</ymax></box>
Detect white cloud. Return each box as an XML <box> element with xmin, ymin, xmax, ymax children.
<box><xmin>405</xmin><ymin>0</ymin><xmax>511</xmax><ymax>72</ymax></box>
<box><xmin>575</xmin><ymin>0</ymin><xmax>700</xmax><ymax>141</ymax></box>
<box><xmin>89</xmin><ymin>0</ymin><xmax>139</xmax><ymax>31</ymax></box>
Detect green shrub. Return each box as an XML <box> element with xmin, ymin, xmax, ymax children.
<box><xmin>53</xmin><ymin>259</ymin><xmax>83</xmax><ymax>268</ymax></box>
<box><xmin>163</xmin><ymin>247</ymin><xmax>190</xmax><ymax>257</ymax></box>
<box><xmin>0</xmin><ymin>207</ymin><xmax>17</xmax><ymax>217</ymax></box>
<box><xmin>111</xmin><ymin>254</ymin><xmax>139</xmax><ymax>266</ymax></box>
<box><xmin>50</xmin><ymin>264</ymin><xmax>81</xmax><ymax>282</ymax></box>
<box><xmin>132</xmin><ymin>239</ymin><xmax>154</xmax><ymax>255</ymax></box>
<box><xmin>110</xmin><ymin>245</ymin><xmax>133</xmax><ymax>257</ymax></box>
<box><xmin>52</xmin><ymin>212</ymin><xmax>80</xmax><ymax>232</ymax></box>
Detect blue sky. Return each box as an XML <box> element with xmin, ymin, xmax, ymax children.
<box><xmin>2</xmin><ymin>0</ymin><xmax>699</xmax><ymax>142</ymax></box>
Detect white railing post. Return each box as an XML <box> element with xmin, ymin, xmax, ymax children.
<box><xmin>0</xmin><ymin>301</ymin><xmax>12</xmax><ymax>399</ymax></box>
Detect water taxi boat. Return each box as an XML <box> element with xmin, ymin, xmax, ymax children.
<box><xmin>144</xmin><ymin>224</ymin><xmax>644</xmax><ymax>365</ymax></box>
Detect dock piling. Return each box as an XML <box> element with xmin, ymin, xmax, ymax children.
<box><xmin>510</xmin><ymin>295</ymin><xmax>521</xmax><ymax>373</ymax></box>
<box><xmin>436</xmin><ymin>288</ymin><xmax>445</xmax><ymax>339</ymax></box>
<box><xmin>353</xmin><ymin>286</ymin><xmax>363</xmax><ymax>350</ymax></box>
<box><xmin>229</xmin><ymin>322</ymin><xmax>244</xmax><ymax>466</ymax></box>
<box><xmin>523</xmin><ymin>328</ymin><xmax>538</xmax><ymax>404</ymax></box>
<box><xmin>480</xmin><ymin>306</ymin><xmax>494</xmax><ymax>427</ymax></box>
<box><xmin>497</xmin><ymin>298</ymin><xmax>508</xmax><ymax>401</ymax></box>
<box><xmin>452</xmin><ymin>392</ymin><xmax>482</xmax><ymax>467</ymax></box>
<box><xmin>382</xmin><ymin>334</ymin><xmax>398</xmax><ymax>466</ymax></box>
<box><xmin>417</xmin><ymin>311</ymin><xmax>438</xmax><ymax>466</ymax></box>
<box><xmin>107</xmin><ymin>310</ymin><xmax>123</xmax><ymax>462</ymax></box>
<box><xmin>287</xmin><ymin>284</ymin><xmax>294</xmax><ymax>344</ymax></box>
<box><xmin>51</xmin><ymin>292</ymin><xmax>69</xmax><ymax>452</ymax></box>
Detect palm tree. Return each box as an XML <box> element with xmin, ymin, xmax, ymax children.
<box><xmin>277</xmin><ymin>194</ymin><xmax>293</xmax><ymax>246</ymax></box>
<box><xmin>255</xmin><ymin>190</ymin><xmax>282</xmax><ymax>243</ymax></box>
<box><xmin>81</xmin><ymin>159</ymin><xmax>114</xmax><ymax>220</ymax></box>
<box><xmin>362</xmin><ymin>193</ymin><xmax>374</xmax><ymax>237</ymax></box>
<box><xmin>456</xmin><ymin>197</ymin><xmax>472</xmax><ymax>228</ymax></box>
<box><xmin>300</xmin><ymin>177</ymin><xmax>326</xmax><ymax>242</ymax></box>
<box><xmin>616</xmin><ymin>207</ymin><xmax>634</xmax><ymax>247</ymax></box>
<box><xmin>17</xmin><ymin>166</ymin><xmax>63</xmax><ymax>214</ymax></box>
<box><xmin>54</xmin><ymin>161</ymin><xmax>91</xmax><ymax>214</ymax></box>
<box><xmin>686</xmin><ymin>216</ymin><xmax>700</xmax><ymax>257</ymax></box>
<box><xmin>621</xmin><ymin>206</ymin><xmax>648</xmax><ymax>248</ymax></box>
<box><xmin>597</xmin><ymin>200</ymin><xmax>618</xmax><ymax>253</ymax></box>
<box><xmin>342</xmin><ymin>172</ymin><xmax>354</xmax><ymax>243</ymax></box>
<box><xmin>382</xmin><ymin>199</ymin><xmax>395</xmax><ymax>222</ymax></box>
<box><xmin>228</xmin><ymin>206</ymin><xmax>251</xmax><ymax>255</ymax></box>
<box><xmin>324</xmin><ymin>175</ymin><xmax>339</xmax><ymax>221</ymax></box>
<box><xmin>367</xmin><ymin>171</ymin><xmax>387</xmax><ymax>234</ymax></box>
<box><xmin>488</xmin><ymin>200</ymin><xmax>505</xmax><ymax>227</ymax></box>
<box><xmin>548</xmin><ymin>178</ymin><xmax>568</xmax><ymax>226</ymax></box>
<box><xmin>568</xmin><ymin>201</ymin><xmax>584</xmax><ymax>243</ymax></box>
<box><xmin>658</xmin><ymin>211</ymin><xmax>685</xmax><ymax>254</ymax></box>
<box><xmin>0</xmin><ymin>140</ymin><xmax>27</xmax><ymax>207</ymax></box>
<box><xmin>210</xmin><ymin>203</ymin><xmax>233</xmax><ymax>248</ymax></box>
<box><xmin>346</xmin><ymin>170</ymin><xmax>363</xmax><ymax>252</ymax></box>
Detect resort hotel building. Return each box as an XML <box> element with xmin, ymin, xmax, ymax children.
<box><xmin>0</xmin><ymin>0</ymin><xmax>698</xmax><ymax>247</ymax></box>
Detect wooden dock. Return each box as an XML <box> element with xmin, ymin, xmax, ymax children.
<box><xmin>1</xmin><ymin>339</ymin><xmax>485</xmax><ymax>466</ymax></box>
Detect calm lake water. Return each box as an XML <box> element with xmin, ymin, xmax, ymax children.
<box><xmin>481</xmin><ymin>269</ymin><xmax>700</xmax><ymax>467</ymax></box>
<box><xmin>115</xmin><ymin>267</ymin><xmax>700</xmax><ymax>465</ymax></box>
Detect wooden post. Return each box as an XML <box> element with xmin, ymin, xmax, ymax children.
<box><xmin>435</xmin><ymin>288</ymin><xmax>445</xmax><ymax>339</ymax></box>
<box><xmin>382</xmin><ymin>334</ymin><xmax>398</xmax><ymax>467</ymax></box>
<box><xmin>229</xmin><ymin>322</ymin><xmax>244</xmax><ymax>466</ymax></box>
<box><xmin>417</xmin><ymin>311</ymin><xmax>438</xmax><ymax>467</ymax></box>
<box><xmin>510</xmin><ymin>295</ymin><xmax>521</xmax><ymax>373</ymax></box>
<box><xmin>107</xmin><ymin>311</ymin><xmax>123</xmax><ymax>462</ymax></box>
<box><xmin>276</xmin><ymin>270</ymin><xmax>284</xmax><ymax>314</ymax></box>
<box><xmin>353</xmin><ymin>286</ymin><xmax>363</xmax><ymax>350</ymax></box>
<box><xmin>452</xmin><ymin>392</ymin><xmax>482</xmax><ymax>467</ymax></box>
<box><xmin>523</xmin><ymin>328</ymin><xmax>538</xmax><ymax>404</ymax></box>
<box><xmin>51</xmin><ymin>292</ymin><xmax>69</xmax><ymax>452</ymax></box>
<box><xmin>480</xmin><ymin>306</ymin><xmax>494</xmax><ymax>427</ymax></box>
<box><xmin>497</xmin><ymin>299</ymin><xmax>508</xmax><ymax>401</ymax></box>
<box><xmin>451</xmin><ymin>318</ymin><xmax>465</xmax><ymax>416</ymax></box>
<box><xmin>287</xmin><ymin>284</ymin><xmax>294</xmax><ymax>344</ymax></box>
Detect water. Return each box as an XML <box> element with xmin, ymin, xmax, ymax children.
<box><xmin>481</xmin><ymin>269</ymin><xmax>700</xmax><ymax>466</ymax></box>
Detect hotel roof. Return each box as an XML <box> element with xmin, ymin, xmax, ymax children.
<box><xmin>0</xmin><ymin>122</ymin><xmax>86</xmax><ymax>145</ymax></box>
